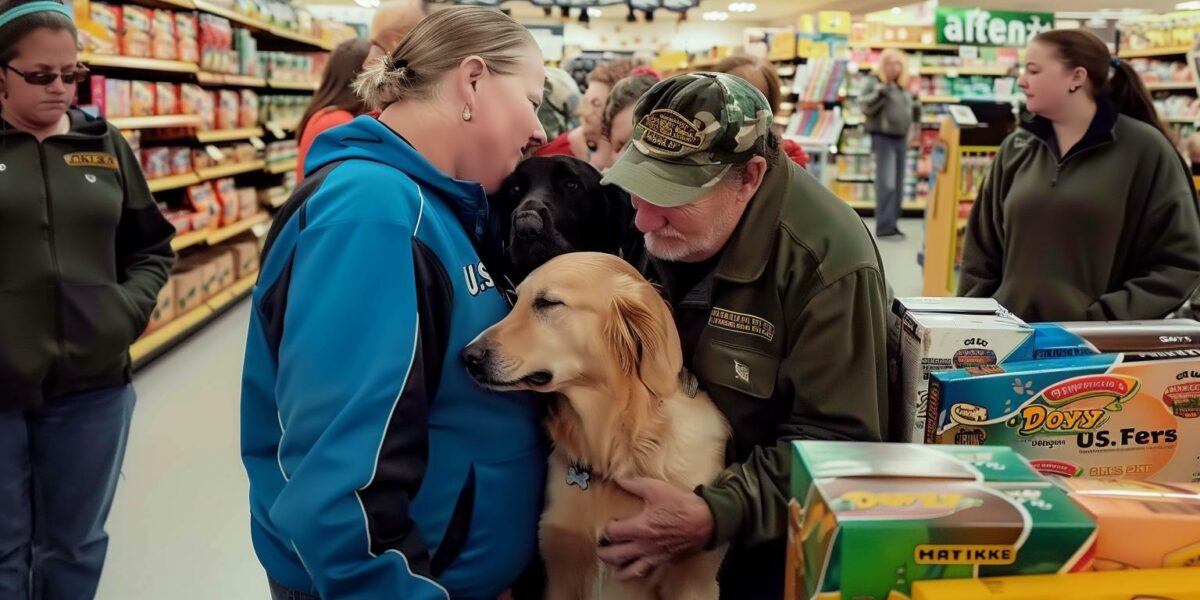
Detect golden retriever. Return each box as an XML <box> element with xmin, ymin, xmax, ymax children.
<box><xmin>462</xmin><ymin>252</ymin><xmax>730</xmax><ymax>600</ymax></box>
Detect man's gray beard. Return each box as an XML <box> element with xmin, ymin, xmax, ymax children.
<box><xmin>642</xmin><ymin>197</ymin><xmax>743</xmax><ymax>263</ymax></box>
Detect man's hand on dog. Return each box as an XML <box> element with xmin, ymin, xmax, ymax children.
<box><xmin>597</xmin><ymin>477</ymin><xmax>714</xmax><ymax>581</ymax></box>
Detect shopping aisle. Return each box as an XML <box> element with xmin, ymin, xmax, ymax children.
<box><xmin>96</xmin><ymin>301</ymin><xmax>263</xmax><ymax>600</ymax></box>
<box><xmin>93</xmin><ymin>218</ymin><xmax>922</xmax><ymax>597</ymax></box>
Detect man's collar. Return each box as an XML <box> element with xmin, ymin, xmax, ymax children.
<box><xmin>713</xmin><ymin>151</ymin><xmax>791</xmax><ymax>284</ymax></box>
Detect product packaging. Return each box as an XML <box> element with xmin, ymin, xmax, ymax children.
<box><xmin>162</xmin><ymin>209</ymin><xmax>193</xmax><ymax>233</ymax></box>
<box><xmin>173</xmin><ymin>264</ymin><xmax>205</xmax><ymax>313</ymax></box>
<box><xmin>928</xmin><ymin>351</ymin><xmax>1200</xmax><ymax>482</ymax></box>
<box><xmin>155</xmin><ymin>82</ymin><xmax>178</xmax><ymax>116</ymax></box>
<box><xmin>189</xmin><ymin>209</ymin><xmax>211</xmax><ymax>232</ymax></box>
<box><xmin>911</xmin><ymin>568</ymin><xmax>1200</xmax><ymax>600</ymax></box>
<box><xmin>175</xmin><ymin>12</ymin><xmax>200</xmax><ymax>64</ymax></box>
<box><xmin>88</xmin><ymin>75</ymin><xmax>107</xmax><ymax>117</ymax></box>
<box><xmin>151</xmin><ymin>9</ymin><xmax>176</xmax><ymax>60</ymax></box>
<box><xmin>230</xmin><ymin>239</ymin><xmax>259</xmax><ymax>279</ymax></box>
<box><xmin>105</xmin><ymin>78</ymin><xmax>131</xmax><ymax>118</ymax></box>
<box><xmin>213</xmin><ymin>178</ymin><xmax>239</xmax><ymax>226</ymax></box>
<box><xmin>121</xmin><ymin>6</ymin><xmax>152</xmax><ymax>57</ymax></box>
<box><xmin>212</xmin><ymin>250</ymin><xmax>236</xmax><ymax>292</ymax></box>
<box><xmin>239</xmin><ymin>90</ymin><xmax>259</xmax><ymax>128</ymax></box>
<box><xmin>130</xmin><ymin>81</ymin><xmax>156</xmax><ymax>117</ymax></box>
<box><xmin>191</xmin><ymin>148</ymin><xmax>212</xmax><ymax>171</ymax></box>
<box><xmin>897</xmin><ymin>310</ymin><xmax>1034</xmax><ymax>442</ymax></box>
<box><xmin>140</xmin><ymin>147</ymin><xmax>171</xmax><ymax>180</ymax></box>
<box><xmin>145</xmin><ymin>277</ymin><xmax>176</xmax><ymax>333</ymax></box>
<box><xmin>1056</xmin><ymin>477</ymin><xmax>1200</xmax><ymax>570</ymax></box>
<box><xmin>170</xmin><ymin>147</ymin><xmax>192</xmax><ymax>176</ymax></box>
<box><xmin>186</xmin><ymin>183</ymin><xmax>217</xmax><ymax>223</ymax></box>
<box><xmin>237</xmin><ymin>188</ymin><xmax>258</xmax><ymax>220</ymax></box>
<box><xmin>198</xmin><ymin>256</ymin><xmax>219</xmax><ymax>300</ymax></box>
<box><xmin>217</xmin><ymin>90</ymin><xmax>240</xmax><ymax>130</ymax></box>
<box><xmin>786</xmin><ymin>441</ymin><xmax>1096</xmax><ymax>600</ymax></box>
<box><xmin>85</xmin><ymin>2</ymin><xmax>121</xmax><ymax>54</ymax></box>
<box><xmin>1029</xmin><ymin>320</ymin><xmax>1200</xmax><ymax>359</ymax></box>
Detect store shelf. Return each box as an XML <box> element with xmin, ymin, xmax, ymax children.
<box><xmin>171</xmin><ymin>229</ymin><xmax>207</xmax><ymax>251</ymax></box>
<box><xmin>845</xmin><ymin>200</ymin><xmax>927</xmax><ymax>211</ymax></box>
<box><xmin>130</xmin><ymin>273</ymin><xmax>257</xmax><ymax>368</ymax></box>
<box><xmin>265</xmin><ymin>119</ymin><xmax>300</xmax><ymax>133</ymax></box>
<box><xmin>196</xmin><ymin>127</ymin><xmax>265</xmax><ymax>143</ymax></box>
<box><xmin>837</xmin><ymin>175</ymin><xmax>874</xmax><ymax>182</ymax></box>
<box><xmin>196</xmin><ymin>71</ymin><xmax>268</xmax><ymax>87</ymax></box>
<box><xmin>109</xmin><ymin>114</ymin><xmax>203</xmax><ymax>130</ymax></box>
<box><xmin>1118</xmin><ymin>46</ymin><xmax>1192</xmax><ymax>59</ymax></box>
<box><xmin>837</xmin><ymin>149</ymin><xmax>871</xmax><ymax>155</ymax></box>
<box><xmin>920</xmin><ymin>95</ymin><xmax>960</xmax><ymax>104</ymax></box>
<box><xmin>266</xmin><ymin>158</ymin><xmax>298</xmax><ymax>174</ymax></box>
<box><xmin>128</xmin><ymin>0</ymin><xmax>195</xmax><ymax>9</ymax></box>
<box><xmin>197</xmin><ymin>160</ymin><xmax>267</xmax><ymax>181</ymax></box>
<box><xmin>208</xmin><ymin>212</ymin><xmax>270</xmax><ymax>245</ymax></box>
<box><xmin>268</xmin><ymin>79</ymin><xmax>318</xmax><ymax>91</ymax></box>
<box><xmin>958</xmin><ymin>194</ymin><xmax>977</xmax><ymax>203</ymax></box>
<box><xmin>265</xmin><ymin>192</ymin><xmax>288</xmax><ymax>208</ymax></box>
<box><xmin>1165</xmin><ymin>116</ymin><xmax>1198</xmax><ymax>123</ymax></box>
<box><xmin>193</xmin><ymin>0</ymin><xmax>332</xmax><ymax>51</ymax></box>
<box><xmin>917</xmin><ymin>66</ymin><xmax>1013</xmax><ymax>76</ymax></box>
<box><xmin>1145</xmin><ymin>81</ymin><xmax>1197</xmax><ymax>91</ymax></box>
<box><xmin>148</xmin><ymin>173</ymin><xmax>200</xmax><ymax>194</ymax></box>
<box><xmin>80</xmin><ymin>53</ymin><xmax>199</xmax><ymax>74</ymax></box>
<box><xmin>919</xmin><ymin>95</ymin><xmax>1021</xmax><ymax>104</ymax></box>
<box><xmin>850</xmin><ymin>41</ymin><xmax>959</xmax><ymax>51</ymax></box>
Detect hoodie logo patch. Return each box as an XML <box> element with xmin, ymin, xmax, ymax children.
<box><xmin>64</xmin><ymin>152</ymin><xmax>119</xmax><ymax>170</ymax></box>
<box><xmin>85</xmin><ymin>174</ymin><xmax>97</xmax><ymax>183</ymax></box>
<box><xmin>0</xmin><ymin>163</ymin><xmax>6</xmax><ymax>172</ymax></box>
<box><xmin>709</xmin><ymin>307</ymin><xmax>775</xmax><ymax>342</ymax></box>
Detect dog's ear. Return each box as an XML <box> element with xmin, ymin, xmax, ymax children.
<box><xmin>601</xmin><ymin>184</ymin><xmax>635</xmax><ymax>255</ymax></box>
<box><xmin>607</xmin><ymin>275</ymin><xmax>682</xmax><ymax>398</ymax></box>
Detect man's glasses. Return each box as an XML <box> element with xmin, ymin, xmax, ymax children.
<box><xmin>2</xmin><ymin>64</ymin><xmax>89</xmax><ymax>85</ymax></box>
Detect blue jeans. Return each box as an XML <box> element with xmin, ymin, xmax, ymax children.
<box><xmin>0</xmin><ymin>385</ymin><xmax>136</xmax><ymax>600</ymax></box>
<box><xmin>872</xmin><ymin>133</ymin><xmax>908</xmax><ymax>235</ymax></box>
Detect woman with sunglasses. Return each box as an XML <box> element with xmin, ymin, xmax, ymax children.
<box><xmin>0</xmin><ymin>0</ymin><xmax>175</xmax><ymax>597</ymax></box>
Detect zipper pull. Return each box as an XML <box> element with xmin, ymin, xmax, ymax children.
<box><xmin>1051</xmin><ymin>163</ymin><xmax>1062</xmax><ymax>187</ymax></box>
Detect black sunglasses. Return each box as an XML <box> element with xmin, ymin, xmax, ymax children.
<box><xmin>2</xmin><ymin>64</ymin><xmax>89</xmax><ymax>85</ymax></box>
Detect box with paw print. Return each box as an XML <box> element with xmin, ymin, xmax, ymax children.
<box><xmin>928</xmin><ymin>352</ymin><xmax>1200</xmax><ymax>483</ymax></box>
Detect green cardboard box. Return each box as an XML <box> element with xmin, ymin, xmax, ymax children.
<box><xmin>785</xmin><ymin>442</ymin><xmax>1097</xmax><ymax>600</ymax></box>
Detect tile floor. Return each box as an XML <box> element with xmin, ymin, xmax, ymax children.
<box><xmin>94</xmin><ymin>218</ymin><xmax>926</xmax><ymax>599</ymax></box>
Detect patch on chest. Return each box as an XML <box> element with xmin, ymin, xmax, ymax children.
<box><xmin>566</xmin><ymin>463</ymin><xmax>592</xmax><ymax>491</ymax></box>
<box><xmin>708</xmin><ymin>306</ymin><xmax>775</xmax><ymax>342</ymax></box>
<box><xmin>733</xmin><ymin>359</ymin><xmax>751</xmax><ymax>384</ymax></box>
<box><xmin>63</xmin><ymin>152</ymin><xmax>119</xmax><ymax>170</ymax></box>
<box><xmin>462</xmin><ymin>261</ymin><xmax>495</xmax><ymax>297</ymax></box>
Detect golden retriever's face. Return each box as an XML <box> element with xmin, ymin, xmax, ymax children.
<box><xmin>463</xmin><ymin>252</ymin><xmax>682</xmax><ymax>398</ymax></box>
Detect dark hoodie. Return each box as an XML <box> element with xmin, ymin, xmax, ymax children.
<box><xmin>0</xmin><ymin>108</ymin><xmax>175</xmax><ymax>408</ymax></box>
<box><xmin>959</xmin><ymin>98</ymin><xmax>1200</xmax><ymax>321</ymax></box>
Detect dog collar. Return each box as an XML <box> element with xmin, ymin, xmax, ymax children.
<box><xmin>680</xmin><ymin>369</ymin><xmax>699</xmax><ymax>398</ymax></box>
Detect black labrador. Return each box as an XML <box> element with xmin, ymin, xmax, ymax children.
<box><xmin>489</xmin><ymin>156</ymin><xmax>640</xmax><ymax>283</ymax></box>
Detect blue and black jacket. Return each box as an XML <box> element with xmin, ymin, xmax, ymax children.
<box><xmin>240</xmin><ymin>116</ymin><xmax>545</xmax><ymax>599</ymax></box>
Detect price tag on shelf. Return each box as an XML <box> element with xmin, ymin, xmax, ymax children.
<box><xmin>249</xmin><ymin>136</ymin><xmax>266</xmax><ymax>150</ymax></box>
<box><xmin>268</xmin><ymin>123</ymin><xmax>286</xmax><ymax>138</ymax></box>
<box><xmin>205</xmin><ymin>145</ymin><xmax>226</xmax><ymax>162</ymax></box>
<box><xmin>959</xmin><ymin>46</ymin><xmax>979</xmax><ymax>60</ymax></box>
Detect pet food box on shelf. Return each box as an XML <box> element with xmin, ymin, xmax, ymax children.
<box><xmin>785</xmin><ymin>441</ymin><xmax>1096</xmax><ymax>600</ymax></box>
<box><xmin>911</xmin><ymin>568</ymin><xmax>1200</xmax><ymax>600</ymax></box>
<box><xmin>927</xmin><ymin>349</ymin><xmax>1200</xmax><ymax>483</ymax></box>
<box><xmin>1055</xmin><ymin>477</ymin><xmax>1200</xmax><ymax>571</ymax></box>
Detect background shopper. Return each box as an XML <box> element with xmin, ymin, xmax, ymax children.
<box><xmin>860</xmin><ymin>48</ymin><xmax>918</xmax><ymax>238</ymax></box>
<box><xmin>0</xmin><ymin>0</ymin><xmax>174</xmax><ymax>597</ymax></box>
<box><xmin>712</xmin><ymin>55</ymin><xmax>810</xmax><ymax>168</ymax></box>
<box><xmin>363</xmin><ymin>0</ymin><xmax>425</xmax><ymax>68</ymax></box>
<box><xmin>598</xmin><ymin>73</ymin><xmax>658</xmax><ymax>166</ymax></box>
<box><xmin>960</xmin><ymin>29</ymin><xmax>1200</xmax><ymax>322</ymax></box>
<box><xmin>241</xmin><ymin>7</ymin><xmax>547</xmax><ymax>599</ymax></box>
<box><xmin>536</xmin><ymin>58</ymin><xmax>632</xmax><ymax>167</ymax></box>
<box><xmin>537</xmin><ymin>66</ymin><xmax>581</xmax><ymax>141</ymax></box>
<box><xmin>294</xmin><ymin>38</ymin><xmax>371</xmax><ymax>181</ymax></box>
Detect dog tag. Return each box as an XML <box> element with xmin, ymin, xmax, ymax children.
<box><xmin>567</xmin><ymin>463</ymin><xmax>591</xmax><ymax>491</ymax></box>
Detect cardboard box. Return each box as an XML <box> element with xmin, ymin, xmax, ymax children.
<box><xmin>145</xmin><ymin>277</ymin><xmax>176</xmax><ymax>332</ymax></box>
<box><xmin>237</xmin><ymin>188</ymin><xmax>258</xmax><ymax>220</ymax></box>
<box><xmin>1031</xmin><ymin>319</ymin><xmax>1200</xmax><ymax>359</ymax></box>
<box><xmin>230</xmin><ymin>240</ymin><xmax>259</xmax><ymax>279</ymax></box>
<box><xmin>787</xmin><ymin>441</ymin><xmax>1096</xmax><ymax>600</ymax></box>
<box><xmin>198</xmin><ymin>257</ymin><xmax>220</xmax><ymax>301</ymax></box>
<box><xmin>211</xmin><ymin>250</ymin><xmax>236</xmax><ymax>293</ymax></box>
<box><xmin>1057</xmin><ymin>478</ymin><xmax>1200</xmax><ymax>570</ymax></box>
<box><xmin>173</xmin><ymin>265</ymin><xmax>205</xmax><ymax>313</ymax></box>
<box><xmin>928</xmin><ymin>352</ymin><xmax>1200</xmax><ymax>483</ymax></box>
<box><xmin>898</xmin><ymin>311</ymin><xmax>1034</xmax><ymax>442</ymax></box>
<box><xmin>911</xmin><ymin>568</ymin><xmax>1200</xmax><ymax>600</ymax></box>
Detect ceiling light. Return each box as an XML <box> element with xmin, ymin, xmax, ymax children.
<box><xmin>728</xmin><ymin>2</ymin><xmax>756</xmax><ymax>12</ymax></box>
<box><xmin>891</xmin><ymin>6</ymin><xmax>901</xmax><ymax>13</ymax></box>
<box><xmin>588</xmin><ymin>7</ymin><xmax>602</xmax><ymax>17</ymax></box>
<box><xmin>703</xmin><ymin>11</ymin><xmax>729</xmax><ymax>21</ymax></box>
<box><xmin>1177</xmin><ymin>1</ymin><xmax>1200</xmax><ymax>9</ymax></box>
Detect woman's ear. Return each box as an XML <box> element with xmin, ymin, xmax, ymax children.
<box><xmin>458</xmin><ymin>55</ymin><xmax>487</xmax><ymax>102</ymax></box>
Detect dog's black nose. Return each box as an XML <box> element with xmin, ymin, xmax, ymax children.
<box><xmin>462</xmin><ymin>344</ymin><xmax>490</xmax><ymax>370</ymax></box>
<box><xmin>513</xmin><ymin>211</ymin><xmax>544</xmax><ymax>238</ymax></box>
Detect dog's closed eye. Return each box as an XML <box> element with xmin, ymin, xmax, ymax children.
<box><xmin>533</xmin><ymin>296</ymin><xmax>564</xmax><ymax>311</ymax></box>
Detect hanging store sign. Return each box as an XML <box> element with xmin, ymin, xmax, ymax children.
<box><xmin>936</xmin><ymin>8</ymin><xmax>1053</xmax><ymax>47</ymax></box>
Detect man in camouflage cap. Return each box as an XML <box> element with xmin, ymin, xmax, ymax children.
<box><xmin>596</xmin><ymin>72</ymin><xmax>890</xmax><ymax>597</ymax></box>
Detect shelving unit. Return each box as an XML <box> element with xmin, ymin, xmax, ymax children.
<box><xmin>80</xmin><ymin>53</ymin><xmax>199</xmax><ymax>74</ymax></box>
<box><xmin>193</xmin><ymin>0</ymin><xmax>333</xmax><ymax>51</ymax></box>
<box><xmin>108</xmin><ymin>115</ymin><xmax>204</xmax><ymax>129</ymax></box>
<box><xmin>267</xmin><ymin>79</ymin><xmax>318</xmax><ymax>91</ymax></box>
<box><xmin>1145</xmin><ymin>81</ymin><xmax>1197</xmax><ymax>91</ymax></box>
<box><xmin>196</xmin><ymin>71</ymin><xmax>269</xmax><ymax>87</ymax></box>
<box><xmin>267</xmin><ymin>159</ymin><xmax>298</xmax><ymax>175</ymax></box>
<box><xmin>849</xmin><ymin>41</ymin><xmax>958</xmax><ymax>51</ymax></box>
<box><xmin>196</xmin><ymin>127</ymin><xmax>266</xmax><ymax>143</ymax></box>
<box><xmin>130</xmin><ymin>273</ymin><xmax>257</xmax><ymax>368</ymax></box>
<box><xmin>197</xmin><ymin>160</ymin><xmax>267</xmax><ymax>181</ymax></box>
<box><xmin>148</xmin><ymin>173</ymin><xmax>201</xmax><ymax>193</ymax></box>
<box><xmin>1117</xmin><ymin>46</ymin><xmax>1192</xmax><ymax>59</ymax></box>
<box><xmin>169</xmin><ymin>213</ymin><xmax>271</xmax><ymax>252</ymax></box>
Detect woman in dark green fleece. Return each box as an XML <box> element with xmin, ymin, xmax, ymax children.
<box><xmin>960</xmin><ymin>29</ymin><xmax>1200</xmax><ymax>322</ymax></box>
<box><xmin>0</xmin><ymin>0</ymin><xmax>174</xmax><ymax>596</ymax></box>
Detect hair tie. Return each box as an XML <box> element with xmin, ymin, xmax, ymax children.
<box><xmin>1110</xmin><ymin>56</ymin><xmax>1121</xmax><ymax>68</ymax></box>
<box><xmin>391</xmin><ymin>57</ymin><xmax>409</xmax><ymax>71</ymax></box>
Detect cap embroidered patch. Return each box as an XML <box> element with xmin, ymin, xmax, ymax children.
<box><xmin>638</xmin><ymin>109</ymin><xmax>704</xmax><ymax>155</ymax></box>
<box><xmin>64</xmin><ymin>152</ymin><xmax>119</xmax><ymax>170</ymax></box>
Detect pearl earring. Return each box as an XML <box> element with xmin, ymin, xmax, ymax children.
<box><xmin>462</xmin><ymin>105</ymin><xmax>472</xmax><ymax>121</ymax></box>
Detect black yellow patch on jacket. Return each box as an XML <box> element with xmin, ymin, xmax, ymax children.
<box><xmin>709</xmin><ymin>307</ymin><xmax>775</xmax><ymax>342</ymax></box>
<box><xmin>64</xmin><ymin>152</ymin><xmax>119</xmax><ymax>170</ymax></box>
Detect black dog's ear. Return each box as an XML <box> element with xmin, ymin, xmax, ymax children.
<box><xmin>601</xmin><ymin>183</ymin><xmax>636</xmax><ymax>256</ymax></box>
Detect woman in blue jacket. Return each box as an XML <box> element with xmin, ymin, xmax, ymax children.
<box><xmin>240</xmin><ymin>7</ymin><xmax>549</xmax><ymax>599</ymax></box>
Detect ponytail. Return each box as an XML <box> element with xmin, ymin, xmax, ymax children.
<box><xmin>1034</xmin><ymin>29</ymin><xmax>1173</xmax><ymax>143</ymax></box>
<box><xmin>1109</xmin><ymin>57</ymin><xmax>1175</xmax><ymax>143</ymax></box>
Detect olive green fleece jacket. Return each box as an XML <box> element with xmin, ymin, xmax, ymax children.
<box><xmin>959</xmin><ymin>98</ymin><xmax>1200</xmax><ymax>322</ymax></box>
<box><xmin>0</xmin><ymin>108</ymin><xmax>176</xmax><ymax>408</ymax></box>
<box><xmin>643</xmin><ymin>152</ymin><xmax>889</xmax><ymax>589</ymax></box>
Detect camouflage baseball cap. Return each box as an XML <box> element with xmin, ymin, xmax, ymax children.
<box><xmin>600</xmin><ymin>72</ymin><xmax>773</xmax><ymax>208</ymax></box>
